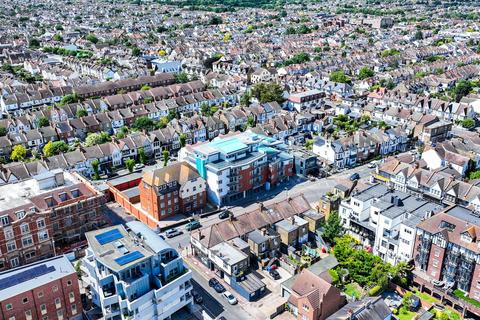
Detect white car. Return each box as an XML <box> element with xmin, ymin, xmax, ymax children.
<box><xmin>222</xmin><ymin>291</ymin><xmax>238</xmax><ymax>305</ymax></box>
<box><xmin>134</xmin><ymin>163</ymin><xmax>145</xmax><ymax>171</ymax></box>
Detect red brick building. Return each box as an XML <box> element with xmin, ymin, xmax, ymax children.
<box><xmin>413</xmin><ymin>206</ymin><xmax>480</xmax><ymax>317</ymax></box>
<box><xmin>286</xmin><ymin>268</ymin><xmax>345</xmax><ymax>320</ymax></box>
<box><xmin>0</xmin><ymin>170</ymin><xmax>106</xmax><ymax>270</ymax></box>
<box><xmin>139</xmin><ymin>161</ymin><xmax>207</xmax><ymax>219</ymax></box>
<box><xmin>0</xmin><ymin>255</ymin><xmax>82</xmax><ymax>320</ymax></box>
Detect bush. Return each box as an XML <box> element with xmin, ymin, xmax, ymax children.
<box><xmin>368</xmin><ymin>285</ymin><xmax>382</xmax><ymax>296</ymax></box>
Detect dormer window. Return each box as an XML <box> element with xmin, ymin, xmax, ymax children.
<box><xmin>71</xmin><ymin>189</ymin><xmax>80</xmax><ymax>198</ymax></box>
<box><xmin>461</xmin><ymin>233</ymin><xmax>473</xmax><ymax>243</ymax></box>
<box><xmin>0</xmin><ymin>216</ymin><xmax>10</xmax><ymax>226</ymax></box>
<box><xmin>15</xmin><ymin>211</ymin><xmax>26</xmax><ymax>220</ymax></box>
<box><xmin>59</xmin><ymin>192</ymin><xmax>68</xmax><ymax>202</ymax></box>
<box><xmin>45</xmin><ymin>197</ymin><xmax>54</xmax><ymax>207</ymax></box>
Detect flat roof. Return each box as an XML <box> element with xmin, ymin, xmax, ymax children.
<box><xmin>0</xmin><ymin>255</ymin><xmax>74</xmax><ymax>301</ymax></box>
<box><xmin>0</xmin><ymin>170</ymin><xmax>80</xmax><ymax>211</ymax></box>
<box><xmin>86</xmin><ymin>225</ymin><xmax>153</xmax><ymax>272</ymax></box>
<box><xmin>210</xmin><ymin>242</ymin><xmax>248</xmax><ymax>266</ymax></box>
<box><xmin>210</xmin><ymin>137</ymin><xmax>248</xmax><ymax>155</ymax></box>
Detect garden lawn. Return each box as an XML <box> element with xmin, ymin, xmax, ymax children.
<box><xmin>344</xmin><ymin>283</ymin><xmax>361</xmax><ymax>299</ymax></box>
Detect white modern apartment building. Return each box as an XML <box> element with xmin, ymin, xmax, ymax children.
<box><xmin>339</xmin><ymin>183</ymin><xmax>444</xmax><ymax>265</ymax></box>
<box><xmin>179</xmin><ymin>131</ymin><xmax>294</xmax><ymax>206</ymax></box>
<box><xmin>82</xmin><ymin>221</ymin><xmax>193</xmax><ymax>320</ymax></box>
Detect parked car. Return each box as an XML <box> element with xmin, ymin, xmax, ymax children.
<box><xmin>185</xmin><ymin>220</ymin><xmax>201</xmax><ymax>231</ymax></box>
<box><xmin>367</xmin><ymin>161</ymin><xmax>377</xmax><ymax>168</ymax></box>
<box><xmin>145</xmin><ymin>159</ymin><xmax>156</xmax><ymax>166</ymax></box>
<box><xmin>214</xmin><ymin>283</ymin><xmax>225</xmax><ymax>293</ymax></box>
<box><xmin>208</xmin><ymin>278</ymin><xmax>219</xmax><ymax>287</ymax></box>
<box><xmin>218</xmin><ymin>211</ymin><xmax>230</xmax><ymax>219</ymax></box>
<box><xmin>269</xmin><ymin>269</ymin><xmax>281</xmax><ymax>280</ymax></box>
<box><xmin>349</xmin><ymin>172</ymin><xmax>360</xmax><ymax>181</ymax></box>
<box><xmin>192</xmin><ymin>290</ymin><xmax>203</xmax><ymax>304</ymax></box>
<box><xmin>222</xmin><ymin>291</ymin><xmax>238</xmax><ymax>305</ymax></box>
<box><xmin>165</xmin><ymin>228</ymin><xmax>182</xmax><ymax>238</ymax></box>
<box><xmin>134</xmin><ymin>163</ymin><xmax>145</xmax><ymax>171</ymax></box>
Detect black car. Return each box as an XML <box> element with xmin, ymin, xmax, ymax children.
<box><xmin>214</xmin><ymin>283</ymin><xmax>226</xmax><ymax>293</ymax></box>
<box><xmin>209</xmin><ymin>278</ymin><xmax>219</xmax><ymax>287</ymax></box>
<box><xmin>349</xmin><ymin>172</ymin><xmax>360</xmax><ymax>181</ymax></box>
<box><xmin>218</xmin><ymin>210</ymin><xmax>230</xmax><ymax>219</ymax></box>
<box><xmin>269</xmin><ymin>269</ymin><xmax>281</xmax><ymax>280</ymax></box>
<box><xmin>192</xmin><ymin>290</ymin><xmax>203</xmax><ymax>304</ymax></box>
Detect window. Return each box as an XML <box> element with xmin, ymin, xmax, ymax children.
<box><xmin>6</xmin><ymin>303</ymin><xmax>12</xmax><ymax>310</ymax></box>
<box><xmin>0</xmin><ymin>215</ymin><xmax>10</xmax><ymax>226</ymax></box>
<box><xmin>22</xmin><ymin>236</ymin><xmax>33</xmax><ymax>248</ymax></box>
<box><xmin>25</xmin><ymin>251</ymin><xmax>36</xmax><ymax>260</ymax></box>
<box><xmin>4</xmin><ymin>227</ymin><xmax>13</xmax><ymax>240</ymax></box>
<box><xmin>25</xmin><ymin>310</ymin><xmax>32</xmax><ymax>320</ymax></box>
<box><xmin>7</xmin><ymin>241</ymin><xmax>16</xmax><ymax>252</ymax></box>
<box><xmin>57</xmin><ymin>310</ymin><xmax>63</xmax><ymax>320</ymax></box>
<box><xmin>303</xmin><ymin>304</ymin><xmax>310</xmax><ymax>311</ymax></box>
<box><xmin>40</xmin><ymin>304</ymin><xmax>47</xmax><ymax>315</ymax></box>
<box><xmin>69</xmin><ymin>292</ymin><xmax>75</xmax><ymax>303</ymax></box>
<box><xmin>53</xmin><ymin>286</ymin><xmax>58</xmax><ymax>292</ymax></box>
<box><xmin>22</xmin><ymin>297</ymin><xmax>28</xmax><ymax>304</ymax></box>
<box><xmin>67</xmin><ymin>280</ymin><xmax>72</xmax><ymax>286</ymax></box>
<box><xmin>20</xmin><ymin>224</ymin><xmax>30</xmax><ymax>234</ymax></box>
<box><xmin>10</xmin><ymin>257</ymin><xmax>19</xmax><ymax>268</ymax></box>
<box><xmin>15</xmin><ymin>211</ymin><xmax>25</xmax><ymax>220</ymax></box>
<box><xmin>37</xmin><ymin>219</ymin><xmax>46</xmax><ymax>229</ymax></box>
<box><xmin>71</xmin><ymin>304</ymin><xmax>77</xmax><ymax>315</ymax></box>
<box><xmin>38</xmin><ymin>230</ymin><xmax>49</xmax><ymax>242</ymax></box>
<box><xmin>55</xmin><ymin>297</ymin><xmax>61</xmax><ymax>309</ymax></box>
<box><xmin>38</xmin><ymin>291</ymin><xmax>44</xmax><ymax>298</ymax></box>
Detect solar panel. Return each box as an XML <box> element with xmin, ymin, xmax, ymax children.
<box><xmin>115</xmin><ymin>251</ymin><xmax>144</xmax><ymax>266</ymax></box>
<box><xmin>0</xmin><ymin>264</ymin><xmax>56</xmax><ymax>291</ymax></box>
<box><xmin>95</xmin><ymin>229</ymin><xmax>123</xmax><ymax>245</ymax></box>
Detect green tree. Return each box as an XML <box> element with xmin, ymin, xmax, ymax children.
<box><xmin>247</xmin><ymin>115</ymin><xmax>255</xmax><ymax>128</ymax></box>
<box><xmin>180</xmin><ymin>134</ymin><xmax>187</xmax><ymax>148</ymax></box>
<box><xmin>133</xmin><ymin>116</ymin><xmax>155</xmax><ymax>131</ymax></box>
<box><xmin>11</xmin><ymin>145</ymin><xmax>27</xmax><ymax>162</ymax></box>
<box><xmin>138</xmin><ymin>147</ymin><xmax>146</xmax><ymax>164</ymax></box>
<box><xmin>162</xmin><ymin>150</ymin><xmax>170</xmax><ymax>167</ymax></box>
<box><xmin>28</xmin><ymin>38</ymin><xmax>40</xmax><ymax>48</ymax></box>
<box><xmin>208</xmin><ymin>15</ymin><xmax>223</xmax><ymax>25</ymax></box>
<box><xmin>461</xmin><ymin>118</ymin><xmax>475</xmax><ymax>129</ymax></box>
<box><xmin>53</xmin><ymin>34</ymin><xmax>63</xmax><ymax>42</ymax></box>
<box><xmin>86</xmin><ymin>33</ymin><xmax>99</xmax><ymax>44</ymax></box>
<box><xmin>174</xmin><ymin>72</ymin><xmax>189</xmax><ymax>83</ymax></box>
<box><xmin>0</xmin><ymin>126</ymin><xmax>6</xmax><ymax>137</ymax></box>
<box><xmin>91</xmin><ymin>159</ymin><xmax>100</xmax><ymax>180</ymax></box>
<box><xmin>43</xmin><ymin>141</ymin><xmax>68</xmax><ymax>157</ymax></box>
<box><xmin>453</xmin><ymin>80</ymin><xmax>473</xmax><ymax>102</ymax></box>
<box><xmin>322</xmin><ymin>211</ymin><xmax>344</xmax><ymax>244</ymax></box>
<box><xmin>414</xmin><ymin>30</ymin><xmax>423</xmax><ymax>40</ymax></box>
<box><xmin>156</xmin><ymin>117</ymin><xmax>169</xmax><ymax>129</ymax></box>
<box><xmin>85</xmin><ymin>132</ymin><xmax>110</xmax><ymax>147</ymax></box>
<box><xmin>329</xmin><ymin>70</ymin><xmax>350</xmax><ymax>83</ymax></box>
<box><xmin>59</xmin><ymin>93</ymin><xmax>80</xmax><ymax>106</ymax></box>
<box><xmin>125</xmin><ymin>159</ymin><xmax>135</xmax><ymax>173</ymax></box>
<box><xmin>140</xmin><ymin>85</ymin><xmax>151</xmax><ymax>91</ymax></box>
<box><xmin>251</xmin><ymin>82</ymin><xmax>285</xmax><ymax>104</ymax></box>
<box><xmin>75</xmin><ymin>261</ymin><xmax>82</xmax><ymax>280</ymax></box>
<box><xmin>240</xmin><ymin>92</ymin><xmax>251</xmax><ymax>107</ymax></box>
<box><xmin>38</xmin><ymin>117</ymin><xmax>50</xmax><ymax>128</ymax></box>
<box><xmin>116</xmin><ymin>126</ymin><xmax>129</xmax><ymax>139</ymax></box>
<box><xmin>223</xmin><ymin>33</ymin><xmax>232</xmax><ymax>41</ymax></box>
<box><xmin>131</xmin><ymin>46</ymin><xmax>141</xmax><ymax>56</ymax></box>
<box><xmin>358</xmin><ymin>66</ymin><xmax>375</xmax><ymax>80</ymax></box>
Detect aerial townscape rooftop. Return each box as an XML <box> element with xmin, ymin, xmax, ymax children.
<box><xmin>1</xmin><ymin>0</ymin><xmax>480</xmax><ymax>319</ymax></box>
